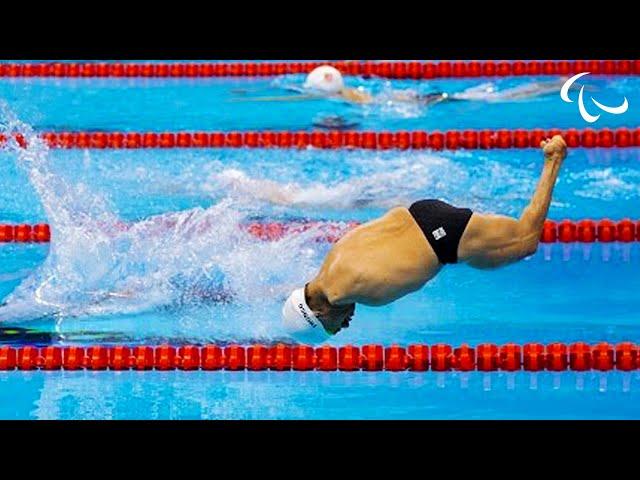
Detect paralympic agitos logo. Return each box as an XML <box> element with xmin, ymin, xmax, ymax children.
<box><xmin>561</xmin><ymin>72</ymin><xmax>629</xmax><ymax>123</ymax></box>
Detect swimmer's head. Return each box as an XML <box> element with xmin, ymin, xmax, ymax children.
<box><xmin>282</xmin><ymin>286</ymin><xmax>331</xmax><ymax>343</ymax></box>
<box><xmin>303</xmin><ymin>65</ymin><xmax>344</xmax><ymax>94</ymax></box>
<box><xmin>281</xmin><ymin>284</ymin><xmax>354</xmax><ymax>343</ymax></box>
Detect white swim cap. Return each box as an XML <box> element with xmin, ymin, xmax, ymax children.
<box><xmin>303</xmin><ymin>65</ymin><xmax>344</xmax><ymax>94</ymax></box>
<box><xmin>282</xmin><ymin>287</ymin><xmax>331</xmax><ymax>344</ymax></box>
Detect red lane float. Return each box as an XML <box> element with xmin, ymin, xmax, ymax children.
<box><xmin>2</xmin><ymin>219</ymin><xmax>640</xmax><ymax>244</ymax></box>
<box><xmin>477</xmin><ymin>344</ymin><xmax>499</xmax><ymax>371</ymax></box>
<box><xmin>499</xmin><ymin>344</ymin><xmax>522</xmax><ymax>371</ymax></box>
<box><xmin>132</xmin><ymin>346</ymin><xmax>154</xmax><ymax>370</ymax></box>
<box><xmin>538</xmin><ymin>219</ymin><xmax>637</xmax><ymax>243</ymax></box>
<box><xmin>569</xmin><ymin>342</ymin><xmax>592</xmax><ymax>371</ymax></box>
<box><xmin>1</xmin><ymin>61</ymin><xmax>638</xmax><ymax>79</ymax></box>
<box><xmin>453</xmin><ymin>344</ymin><xmax>475</xmax><ymax>371</ymax></box>
<box><xmin>2</xmin><ymin>342</ymin><xmax>639</xmax><ymax>371</ymax></box>
<box><xmin>109</xmin><ymin>346</ymin><xmax>131</xmax><ymax>370</ymax></box>
<box><xmin>360</xmin><ymin>344</ymin><xmax>383</xmax><ymax>371</ymax></box>
<box><xmin>269</xmin><ymin>343</ymin><xmax>292</xmax><ymax>371</ymax></box>
<box><xmin>4</xmin><ymin>128</ymin><xmax>637</xmax><ymax>150</ymax></box>
<box><xmin>292</xmin><ymin>345</ymin><xmax>315</xmax><ymax>370</ymax></box>
<box><xmin>431</xmin><ymin>344</ymin><xmax>453</xmax><ymax>371</ymax></box>
<box><xmin>0</xmin><ymin>224</ymin><xmax>50</xmax><ymax>243</ymax></box>
<box><xmin>408</xmin><ymin>345</ymin><xmax>430</xmax><ymax>371</ymax></box>
<box><xmin>523</xmin><ymin>343</ymin><xmax>546</xmax><ymax>371</ymax></box>
<box><xmin>0</xmin><ymin>346</ymin><xmax>17</xmax><ymax>369</ymax></box>
<box><xmin>63</xmin><ymin>346</ymin><xmax>86</xmax><ymax>370</ymax></box>
<box><xmin>381</xmin><ymin>345</ymin><xmax>402</xmax><ymax>371</ymax></box>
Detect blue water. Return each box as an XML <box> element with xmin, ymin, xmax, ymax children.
<box><xmin>1</xmin><ymin>65</ymin><xmax>639</xmax><ymax>419</ymax></box>
<box><xmin>0</xmin><ymin>75</ymin><xmax>637</xmax><ymax>131</ymax></box>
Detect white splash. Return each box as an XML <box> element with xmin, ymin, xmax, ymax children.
<box><xmin>0</xmin><ymin>105</ymin><xmax>325</xmax><ymax>324</ymax></box>
<box><xmin>572</xmin><ymin>167</ymin><xmax>640</xmax><ymax>200</ymax></box>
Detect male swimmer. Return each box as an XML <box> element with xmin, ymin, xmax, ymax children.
<box><xmin>282</xmin><ymin>135</ymin><xmax>567</xmax><ymax>342</ymax></box>
<box><xmin>242</xmin><ymin>65</ymin><xmax>576</xmax><ymax>107</ymax></box>
<box><xmin>293</xmin><ymin>65</ymin><xmax>458</xmax><ymax>104</ymax></box>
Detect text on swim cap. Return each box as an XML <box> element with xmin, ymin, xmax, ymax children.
<box><xmin>298</xmin><ymin>303</ymin><xmax>317</xmax><ymax>328</ymax></box>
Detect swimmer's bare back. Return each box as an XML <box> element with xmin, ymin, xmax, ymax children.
<box><xmin>306</xmin><ymin>135</ymin><xmax>566</xmax><ymax>332</ymax></box>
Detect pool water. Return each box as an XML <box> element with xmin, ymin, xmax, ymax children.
<box><xmin>1</xmin><ymin>65</ymin><xmax>639</xmax><ymax>419</ymax></box>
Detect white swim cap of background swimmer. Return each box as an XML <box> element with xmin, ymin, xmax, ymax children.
<box><xmin>282</xmin><ymin>287</ymin><xmax>331</xmax><ymax>344</ymax></box>
<box><xmin>303</xmin><ymin>65</ymin><xmax>344</xmax><ymax>94</ymax></box>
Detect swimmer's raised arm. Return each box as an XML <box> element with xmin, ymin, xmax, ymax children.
<box><xmin>458</xmin><ymin>135</ymin><xmax>567</xmax><ymax>268</ymax></box>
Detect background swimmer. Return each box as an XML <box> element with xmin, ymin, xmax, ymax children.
<box><xmin>231</xmin><ymin>65</ymin><xmax>374</xmax><ymax>104</ymax></box>
<box><xmin>303</xmin><ymin>65</ymin><xmax>373</xmax><ymax>103</ymax></box>
<box><xmin>235</xmin><ymin>64</ymin><xmax>579</xmax><ymax>108</ymax></box>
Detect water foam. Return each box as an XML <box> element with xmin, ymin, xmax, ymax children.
<box><xmin>571</xmin><ymin>167</ymin><xmax>640</xmax><ymax>201</ymax></box>
<box><xmin>191</xmin><ymin>151</ymin><xmax>536</xmax><ymax>216</ymax></box>
<box><xmin>0</xmin><ymin>105</ymin><xmax>325</xmax><ymax>326</ymax></box>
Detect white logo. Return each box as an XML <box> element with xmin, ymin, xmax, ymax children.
<box><xmin>432</xmin><ymin>227</ymin><xmax>446</xmax><ymax>240</ymax></box>
<box><xmin>560</xmin><ymin>72</ymin><xmax>628</xmax><ymax>123</ymax></box>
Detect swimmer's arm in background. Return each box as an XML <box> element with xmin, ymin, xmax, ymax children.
<box><xmin>229</xmin><ymin>88</ymin><xmax>372</xmax><ymax>105</ymax></box>
<box><xmin>339</xmin><ymin>88</ymin><xmax>373</xmax><ymax>104</ymax></box>
<box><xmin>228</xmin><ymin>94</ymin><xmax>319</xmax><ymax>103</ymax></box>
<box><xmin>459</xmin><ymin>136</ymin><xmax>567</xmax><ymax>268</ymax></box>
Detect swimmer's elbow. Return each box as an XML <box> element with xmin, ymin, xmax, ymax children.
<box><xmin>513</xmin><ymin>220</ymin><xmax>540</xmax><ymax>259</ymax></box>
<box><xmin>522</xmin><ymin>239</ymin><xmax>539</xmax><ymax>258</ymax></box>
<box><xmin>518</xmin><ymin>231</ymin><xmax>540</xmax><ymax>258</ymax></box>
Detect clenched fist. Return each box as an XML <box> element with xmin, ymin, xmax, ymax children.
<box><xmin>540</xmin><ymin>135</ymin><xmax>567</xmax><ymax>165</ymax></box>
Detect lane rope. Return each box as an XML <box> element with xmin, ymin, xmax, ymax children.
<box><xmin>0</xmin><ymin>60</ymin><xmax>638</xmax><ymax>79</ymax></box>
<box><xmin>0</xmin><ymin>219</ymin><xmax>638</xmax><ymax>244</ymax></box>
<box><xmin>0</xmin><ymin>342</ymin><xmax>636</xmax><ymax>372</ymax></box>
<box><xmin>1</xmin><ymin>128</ymin><xmax>639</xmax><ymax>150</ymax></box>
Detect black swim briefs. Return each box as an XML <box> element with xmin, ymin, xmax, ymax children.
<box><xmin>408</xmin><ymin>199</ymin><xmax>473</xmax><ymax>264</ymax></box>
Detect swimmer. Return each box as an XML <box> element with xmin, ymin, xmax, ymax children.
<box><xmin>239</xmin><ymin>65</ymin><xmax>576</xmax><ymax>107</ymax></box>
<box><xmin>303</xmin><ymin>65</ymin><xmax>373</xmax><ymax>103</ymax></box>
<box><xmin>296</xmin><ymin>66</ymin><xmax>458</xmax><ymax>105</ymax></box>
<box><xmin>281</xmin><ymin>65</ymin><xmax>375</xmax><ymax>103</ymax></box>
<box><xmin>230</xmin><ymin>65</ymin><xmax>373</xmax><ymax>104</ymax></box>
<box><xmin>282</xmin><ymin>135</ymin><xmax>567</xmax><ymax>342</ymax></box>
